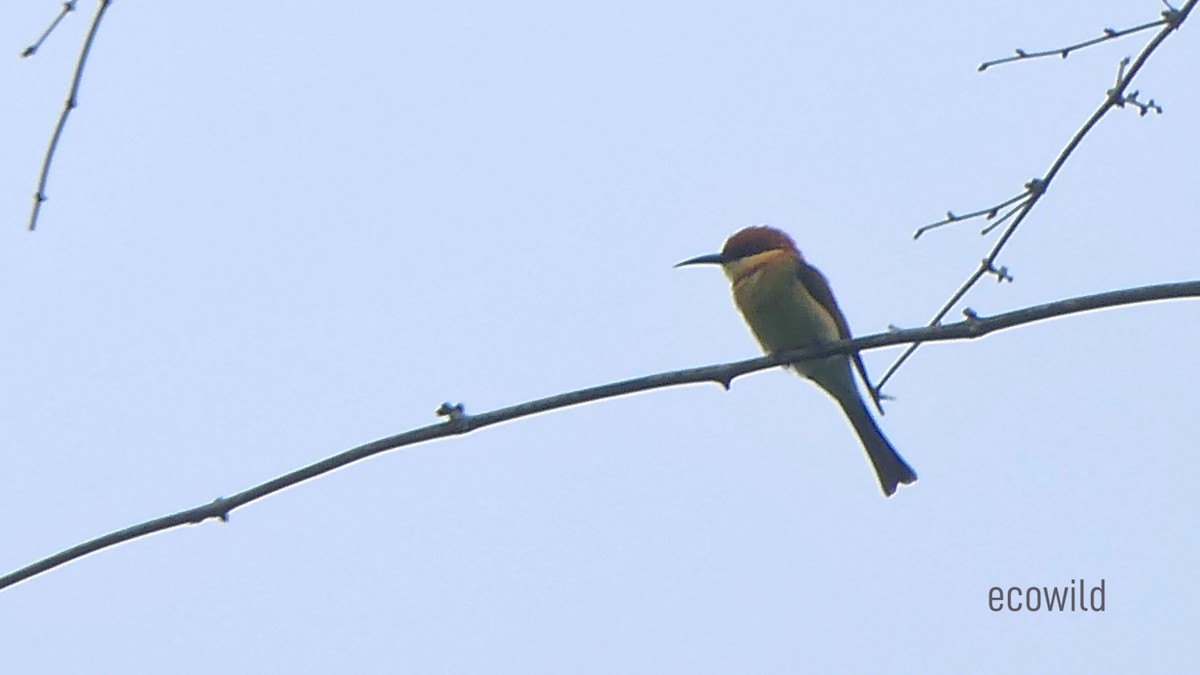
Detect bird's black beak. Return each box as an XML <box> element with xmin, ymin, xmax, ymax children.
<box><xmin>673</xmin><ymin>253</ymin><xmax>725</xmax><ymax>268</ymax></box>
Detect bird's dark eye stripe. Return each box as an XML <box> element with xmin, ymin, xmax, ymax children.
<box><xmin>723</xmin><ymin>240</ymin><xmax>773</xmax><ymax>260</ymax></box>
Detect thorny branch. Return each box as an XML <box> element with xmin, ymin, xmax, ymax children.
<box><xmin>25</xmin><ymin>0</ymin><xmax>113</xmax><ymax>231</ymax></box>
<box><xmin>875</xmin><ymin>0</ymin><xmax>1195</xmax><ymax>395</ymax></box>
<box><xmin>977</xmin><ymin>2</ymin><xmax>1184</xmax><ymax>71</ymax></box>
<box><xmin>2</xmin><ymin>280</ymin><xmax>1198</xmax><ymax>592</ymax></box>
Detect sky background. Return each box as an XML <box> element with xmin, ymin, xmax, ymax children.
<box><xmin>2</xmin><ymin>1</ymin><xmax>1198</xmax><ymax>672</ymax></box>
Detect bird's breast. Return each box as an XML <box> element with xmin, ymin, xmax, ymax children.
<box><xmin>731</xmin><ymin>261</ymin><xmax>841</xmax><ymax>354</ymax></box>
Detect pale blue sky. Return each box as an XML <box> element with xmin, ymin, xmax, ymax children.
<box><xmin>3</xmin><ymin>1</ymin><xmax>1198</xmax><ymax>672</ymax></box>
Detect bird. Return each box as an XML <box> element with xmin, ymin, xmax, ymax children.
<box><xmin>675</xmin><ymin>225</ymin><xmax>917</xmax><ymax>496</ymax></box>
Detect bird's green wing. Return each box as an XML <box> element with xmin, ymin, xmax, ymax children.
<box><xmin>795</xmin><ymin>260</ymin><xmax>885</xmax><ymax>415</ymax></box>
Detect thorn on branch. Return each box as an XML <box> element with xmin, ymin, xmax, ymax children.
<box><xmin>210</xmin><ymin>497</ymin><xmax>231</xmax><ymax>523</ymax></box>
<box><xmin>984</xmin><ymin>260</ymin><xmax>1014</xmax><ymax>283</ymax></box>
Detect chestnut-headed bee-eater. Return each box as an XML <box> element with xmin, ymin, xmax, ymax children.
<box><xmin>676</xmin><ymin>226</ymin><xmax>917</xmax><ymax>496</ymax></box>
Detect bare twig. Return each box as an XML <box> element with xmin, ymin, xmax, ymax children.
<box><xmin>2</xmin><ymin>279</ymin><xmax>1198</xmax><ymax>592</ymax></box>
<box><xmin>912</xmin><ymin>188</ymin><xmax>1035</xmax><ymax>240</ymax></box>
<box><xmin>977</xmin><ymin>2</ymin><xmax>1184</xmax><ymax>71</ymax></box>
<box><xmin>877</xmin><ymin>0</ymin><xmax>1195</xmax><ymax>395</ymax></box>
<box><xmin>20</xmin><ymin>1</ymin><xmax>77</xmax><ymax>58</ymax></box>
<box><xmin>27</xmin><ymin>0</ymin><xmax>113</xmax><ymax>232</ymax></box>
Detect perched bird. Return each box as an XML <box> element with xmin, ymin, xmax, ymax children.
<box><xmin>675</xmin><ymin>226</ymin><xmax>917</xmax><ymax>496</ymax></box>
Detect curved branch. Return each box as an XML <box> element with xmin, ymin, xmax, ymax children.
<box><xmin>2</xmin><ymin>279</ymin><xmax>1198</xmax><ymax>591</ymax></box>
<box><xmin>27</xmin><ymin>0</ymin><xmax>113</xmax><ymax>231</ymax></box>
